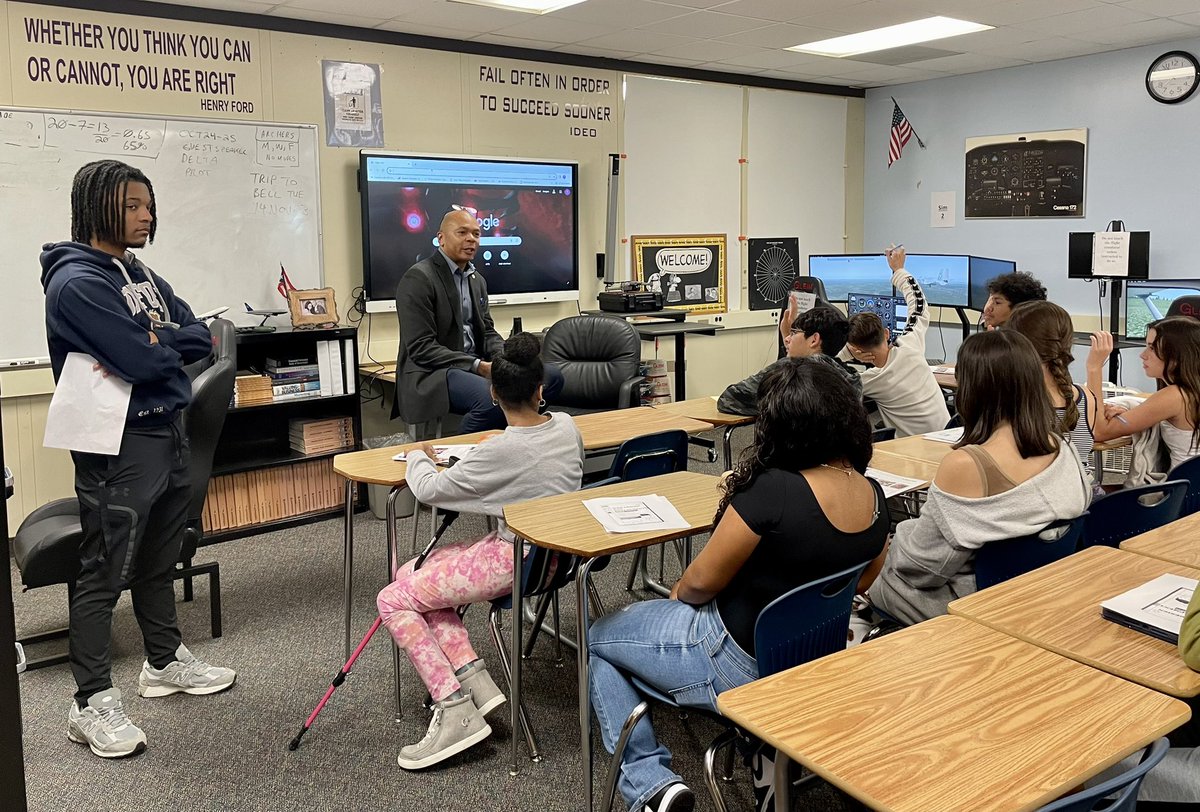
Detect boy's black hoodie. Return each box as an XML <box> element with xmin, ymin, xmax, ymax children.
<box><xmin>40</xmin><ymin>241</ymin><xmax>212</xmax><ymax>428</ymax></box>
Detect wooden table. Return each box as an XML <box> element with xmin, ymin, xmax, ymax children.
<box><xmin>650</xmin><ymin>397</ymin><xmax>754</xmax><ymax>468</ymax></box>
<box><xmin>717</xmin><ymin>615</ymin><xmax>1190</xmax><ymax>812</ymax></box>
<box><xmin>874</xmin><ymin>434</ymin><xmax>957</xmax><ymax>466</ymax></box>
<box><xmin>359</xmin><ymin>360</ymin><xmax>397</xmax><ymax>384</ymax></box>
<box><xmin>504</xmin><ymin>470</ymin><xmax>723</xmax><ymax>806</ymax></box>
<box><xmin>930</xmin><ymin>364</ymin><xmax>956</xmax><ymax>390</ymax></box>
<box><xmin>1122</xmin><ymin>512</ymin><xmax>1200</xmax><ymax>569</ymax></box>
<box><xmin>949</xmin><ymin>546</ymin><xmax>1200</xmax><ymax>697</ymax></box>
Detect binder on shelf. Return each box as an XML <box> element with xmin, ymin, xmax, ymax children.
<box><xmin>316</xmin><ymin>342</ymin><xmax>334</xmax><ymax>397</ymax></box>
<box><xmin>326</xmin><ymin>341</ymin><xmax>345</xmax><ymax>397</ymax></box>
<box><xmin>342</xmin><ymin>337</ymin><xmax>357</xmax><ymax>395</ymax></box>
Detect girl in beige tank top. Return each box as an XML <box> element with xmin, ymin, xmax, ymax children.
<box><xmin>960</xmin><ymin>445</ymin><xmax>1018</xmax><ymax>496</ymax></box>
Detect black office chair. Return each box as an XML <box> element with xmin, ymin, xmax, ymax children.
<box><xmin>1165</xmin><ymin>295</ymin><xmax>1200</xmax><ymax>321</ymax></box>
<box><xmin>541</xmin><ymin>315</ymin><xmax>643</xmax><ymax>414</ymax></box>
<box><xmin>12</xmin><ymin>319</ymin><xmax>236</xmax><ymax>668</ymax></box>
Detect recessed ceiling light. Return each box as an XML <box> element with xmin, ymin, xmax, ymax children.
<box><xmin>448</xmin><ymin>0</ymin><xmax>587</xmax><ymax>14</ymax></box>
<box><xmin>787</xmin><ymin>16</ymin><xmax>992</xmax><ymax>58</ymax></box>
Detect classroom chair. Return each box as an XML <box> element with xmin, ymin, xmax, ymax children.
<box><xmin>1166</xmin><ymin>456</ymin><xmax>1200</xmax><ymax>517</ymax></box>
<box><xmin>973</xmin><ymin>515</ymin><xmax>1087</xmax><ymax>591</ymax></box>
<box><xmin>871</xmin><ymin>427</ymin><xmax>897</xmax><ymax>443</ymax></box>
<box><xmin>1081</xmin><ymin>480</ymin><xmax>1188</xmax><ymax>549</ymax></box>
<box><xmin>1035</xmin><ymin>737</ymin><xmax>1169</xmax><ymax>812</ymax></box>
<box><xmin>600</xmin><ymin>561</ymin><xmax>871</xmax><ymax>812</ymax></box>
<box><xmin>541</xmin><ymin>315</ymin><xmax>643</xmax><ymax>413</ymax></box>
<box><xmin>11</xmin><ymin>319</ymin><xmax>236</xmax><ymax>668</ymax></box>
<box><xmin>609</xmin><ymin>430</ymin><xmax>692</xmax><ymax>596</ymax></box>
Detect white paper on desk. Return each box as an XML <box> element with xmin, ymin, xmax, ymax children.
<box><xmin>923</xmin><ymin>427</ymin><xmax>964</xmax><ymax>444</ymax></box>
<box><xmin>584</xmin><ymin>494</ymin><xmax>689</xmax><ymax>534</ymax></box>
<box><xmin>392</xmin><ymin>444</ymin><xmax>477</xmax><ymax>464</ymax></box>
<box><xmin>43</xmin><ymin>353</ymin><xmax>132</xmax><ymax>455</ymax></box>
<box><xmin>929</xmin><ymin>365</ymin><xmax>954</xmax><ymax>375</ymax></box>
<box><xmin>1101</xmin><ymin>574</ymin><xmax>1196</xmax><ymax>643</ymax></box>
<box><xmin>865</xmin><ymin>468</ymin><xmax>927</xmax><ymax>499</ymax></box>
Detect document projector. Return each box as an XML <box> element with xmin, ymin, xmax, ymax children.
<box><xmin>598</xmin><ymin>282</ymin><xmax>664</xmax><ymax>313</ymax></box>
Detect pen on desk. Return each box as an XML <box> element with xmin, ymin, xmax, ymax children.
<box><xmin>1115</xmin><ymin>414</ymin><xmax>1130</xmax><ymax>426</ymax></box>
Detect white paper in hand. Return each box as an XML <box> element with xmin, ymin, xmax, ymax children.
<box><xmin>44</xmin><ymin>353</ymin><xmax>132</xmax><ymax>455</ymax></box>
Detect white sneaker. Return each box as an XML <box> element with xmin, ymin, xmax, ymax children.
<box><xmin>67</xmin><ymin>688</ymin><xmax>147</xmax><ymax>758</ymax></box>
<box><xmin>397</xmin><ymin>694</ymin><xmax>492</xmax><ymax>771</ymax></box>
<box><xmin>458</xmin><ymin>661</ymin><xmax>507</xmax><ymax>717</ymax></box>
<box><xmin>138</xmin><ymin>643</ymin><xmax>236</xmax><ymax>698</ymax></box>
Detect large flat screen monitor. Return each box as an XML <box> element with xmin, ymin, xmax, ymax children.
<box><xmin>809</xmin><ymin>254</ymin><xmax>891</xmax><ymax>302</ymax></box>
<box><xmin>359</xmin><ymin>152</ymin><xmax>580</xmax><ymax>312</ymax></box>
<box><xmin>904</xmin><ymin>254</ymin><xmax>969</xmax><ymax>308</ymax></box>
<box><xmin>1124</xmin><ymin>279</ymin><xmax>1200</xmax><ymax>340</ymax></box>
<box><xmin>1068</xmin><ymin>232</ymin><xmax>1150</xmax><ymax>280</ymax></box>
<box><xmin>967</xmin><ymin>256</ymin><xmax>1018</xmax><ymax>311</ymax></box>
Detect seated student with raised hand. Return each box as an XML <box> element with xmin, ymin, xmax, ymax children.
<box><xmin>1087</xmin><ymin>318</ymin><xmax>1200</xmax><ymax>472</ymax></box>
<box><xmin>1006</xmin><ymin>300</ymin><xmax>1100</xmax><ymax>490</ymax></box>
<box><xmin>589</xmin><ymin>359</ymin><xmax>889</xmax><ymax>812</ymax></box>
<box><xmin>981</xmin><ymin>270</ymin><xmax>1047</xmax><ymax>329</ymax></box>
<box><xmin>869</xmin><ymin>330</ymin><xmax>1090</xmax><ymax>626</ymax></box>
<box><xmin>375</xmin><ymin>332</ymin><xmax>584</xmax><ymax>771</ymax></box>
<box><xmin>717</xmin><ymin>302</ymin><xmax>859</xmax><ymax>416</ymax></box>
<box><xmin>840</xmin><ymin>245</ymin><xmax>949</xmax><ymax>437</ymax></box>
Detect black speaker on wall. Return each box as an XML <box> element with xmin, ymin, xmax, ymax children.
<box><xmin>596</xmin><ymin>252</ymin><xmax>605</xmax><ymax>280</ymax></box>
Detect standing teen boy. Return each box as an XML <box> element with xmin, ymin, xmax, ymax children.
<box><xmin>41</xmin><ymin>160</ymin><xmax>235</xmax><ymax>759</ymax></box>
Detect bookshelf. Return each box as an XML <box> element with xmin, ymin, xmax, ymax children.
<box><xmin>203</xmin><ymin>326</ymin><xmax>364</xmax><ymax>543</ymax></box>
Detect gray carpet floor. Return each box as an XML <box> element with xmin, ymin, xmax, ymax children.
<box><xmin>13</xmin><ymin>429</ymin><xmax>857</xmax><ymax>812</ymax></box>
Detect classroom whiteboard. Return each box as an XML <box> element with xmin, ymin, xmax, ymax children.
<box><xmin>0</xmin><ymin>107</ymin><xmax>323</xmax><ymax>365</ymax></box>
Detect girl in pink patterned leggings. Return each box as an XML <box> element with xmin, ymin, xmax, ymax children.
<box><xmin>377</xmin><ymin>333</ymin><xmax>583</xmax><ymax>771</ymax></box>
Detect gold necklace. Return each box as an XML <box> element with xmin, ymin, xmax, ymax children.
<box><xmin>819</xmin><ymin>463</ymin><xmax>853</xmax><ymax>477</ymax></box>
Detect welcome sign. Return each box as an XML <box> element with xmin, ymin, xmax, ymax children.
<box><xmin>632</xmin><ymin>234</ymin><xmax>726</xmax><ymax>315</ymax></box>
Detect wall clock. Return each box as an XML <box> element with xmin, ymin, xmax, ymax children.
<box><xmin>1146</xmin><ymin>51</ymin><xmax>1198</xmax><ymax>104</ymax></box>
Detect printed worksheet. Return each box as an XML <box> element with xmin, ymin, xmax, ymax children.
<box><xmin>865</xmin><ymin>468</ymin><xmax>927</xmax><ymax>498</ymax></box>
<box><xmin>584</xmin><ymin>495</ymin><xmax>690</xmax><ymax>534</ymax></box>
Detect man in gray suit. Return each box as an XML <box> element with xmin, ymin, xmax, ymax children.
<box><xmin>394</xmin><ymin>209</ymin><xmax>563</xmax><ymax>433</ymax></box>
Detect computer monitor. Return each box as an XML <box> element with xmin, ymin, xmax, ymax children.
<box><xmin>903</xmin><ymin>254</ymin><xmax>970</xmax><ymax>308</ymax></box>
<box><xmin>847</xmin><ymin>292</ymin><xmax>907</xmax><ymax>335</ymax></box>
<box><xmin>1068</xmin><ymin>232</ymin><xmax>1151</xmax><ymax>280</ymax></box>
<box><xmin>1124</xmin><ymin>279</ymin><xmax>1200</xmax><ymax>340</ymax></box>
<box><xmin>967</xmin><ymin>256</ymin><xmax>1018</xmax><ymax>311</ymax></box>
<box><xmin>808</xmin><ymin>254</ymin><xmax>892</xmax><ymax>302</ymax></box>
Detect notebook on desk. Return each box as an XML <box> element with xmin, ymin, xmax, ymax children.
<box><xmin>1100</xmin><ymin>574</ymin><xmax>1197</xmax><ymax>645</ymax></box>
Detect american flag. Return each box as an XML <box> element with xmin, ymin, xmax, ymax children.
<box><xmin>277</xmin><ymin>264</ymin><xmax>297</xmax><ymax>299</ymax></box>
<box><xmin>888</xmin><ymin>102</ymin><xmax>913</xmax><ymax>167</ymax></box>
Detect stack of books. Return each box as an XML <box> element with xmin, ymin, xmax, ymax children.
<box><xmin>289</xmin><ymin>417</ymin><xmax>354</xmax><ymax>455</ymax></box>
<box><xmin>267</xmin><ymin>356</ymin><xmax>322</xmax><ymax>403</ymax></box>
<box><xmin>233</xmin><ymin>374</ymin><xmax>273</xmax><ymax>407</ymax></box>
<box><xmin>201</xmin><ymin>458</ymin><xmax>351</xmax><ymax>532</ymax></box>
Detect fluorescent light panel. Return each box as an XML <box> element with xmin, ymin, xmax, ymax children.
<box><xmin>787</xmin><ymin>16</ymin><xmax>992</xmax><ymax>58</ymax></box>
<box><xmin>448</xmin><ymin>0</ymin><xmax>587</xmax><ymax>13</ymax></box>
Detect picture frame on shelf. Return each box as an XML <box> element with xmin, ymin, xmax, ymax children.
<box><xmin>287</xmin><ymin>288</ymin><xmax>339</xmax><ymax>329</ymax></box>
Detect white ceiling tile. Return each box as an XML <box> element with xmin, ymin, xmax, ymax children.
<box><xmin>647</xmin><ymin>0</ymin><xmax>735</xmax><ymax>8</ymax></box>
<box><xmin>574</xmin><ymin>28</ymin><xmax>694</xmax><ymax>52</ymax></box>
<box><xmin>713</xmin><ymin>0</ymin><xmax>866</xmax><ymax>23</ymax></box>
<box><xmin>1010</xmin><ymin>4</ymin><xmax>1154</xmax><ymax>36</ymax></box>
<box><xmin>791</xmin><ymin>0</ymin><xmax>935</xmax><ymax>33</ymax></box>
<box><xmin>555</xmin><ymin>43</ymin><xmax>641</xmax><ymax>58</ymax></box>
<box><xmin>1118</xmin><ymin>0</ymin><xmax>1200</xmax><ymax>16</ymax></box>
<box><xmin>717</xmin><ymin>22</ymin><xmax>845</xmax><ymax>49</ymax></box>
<box><xmin>173</xmin><ymin>0</ymin><xmax>277</xmax><ymax>13</ymax></box>
<box><xmin>394</xmin><ymin>1</ymin><xmax>533</xmax><ymax>31</ymax></box>
<box><xmin>649</xmin><ymin>39</ymin><xmax>764</xmax><ymax>60</ymax></box>
<box><xmin>278</xmin><ymin>0</ymin><xmax>424</xmax><ymax>18</ymax></box>
<box><xmin>1171</xmin><ymin>12</ymin><xmax>1200</xmax><ymax>26</ymax></box>
<box><xmin>639</xmin><ymin>10</ymin><xmax>775</xmax><ymax>38</ymax></box>
<box><xmin>972</xmin><ymin>36</ymin><xmax>1110</xmax><ymax>61</ymax></box>
<box><xmin>912</xmin><ymin>52</ymin><xmax>1030</xmax><ymax>73</ymax></box>
<box><xmin>548</xmin><ymin>0</ymin><xmax>692</xmax><ymax>27</ymax></box>
<box><xmin>470</xmin><ymin>32</ymin><xmax>555</xmax><ymax>48</ymax></box>
<box><xmin>374</xmin><ymin>19</ymin><xmax>469</xmax><ymax>38</ymax></box>
<box><xmin>1076</xmin><ymin>17</ymin><xmax>1200</xmax><ymax>45</ymax></box>
<box><xmin>265</xmin><ymin>6</ymin><xmax>385</xmax><ymax>27</ymax></box>
<box><xmin>492</xmin><ymin>16</ymin><xmax>617</xmax><ymax>44</ymax></box>
<box><xmin>712</xmin><ymin>48</ymin><xmax>831</xmax><ymax>70</ymax></box>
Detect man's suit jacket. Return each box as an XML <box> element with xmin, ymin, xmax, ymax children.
<box><xmin>393</xmin><ymin>252</ymin><xmax>504</xmax><ymax>424</ymax></box>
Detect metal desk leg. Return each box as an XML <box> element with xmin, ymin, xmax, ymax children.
<box><xmin>673</xmin><ymin>333</ymin><xmax>687</xmax><ymax>401</ymax></box>
<box><xmin>342</xmin><ymin>479</ymin><xmax>355</xmax><ymax>661</ymax></box>
<box><xmin>774</xmin><ymin>752</ymin><xmax>791</xmax><ymax>812</ymax></box>
<box><xmin>386</xmin><ymin>487</ymin><xmax>404</xmax><ymax>721</ymax></box>
<box><xmin>722</xmin><ymin>425</ymin><xmax>736</xmax><ymax>471</ymax></box>
<box><xmin>576</xmin><ymin>557</ymin><xmax>600</xmax><ymax>812</ymax></box>
<box><xmin>510</xmin><ymin>535</ymin><xmax>524</xmax><ymax>777</ymax></box>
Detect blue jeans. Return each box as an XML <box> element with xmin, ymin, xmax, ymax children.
<box><xmin>446</xmin><ymin>363</ymin><xmax>565</xmax><ymax>433</ymax></box>
<box><xmin>588</xmin><ymin>599</ymin><xmax>758</xmax><ymax>811</ymax></box>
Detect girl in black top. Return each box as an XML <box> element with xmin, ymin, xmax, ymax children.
<box><xmin>587</xmin><ymin>359</ymin><xmax>890</xmax><ymax>812</ymax></box>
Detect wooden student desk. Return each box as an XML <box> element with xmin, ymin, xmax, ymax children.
<box><xmin>716</xmin><ymin>615</ymin><xmax>1190</xmax><ymax>812</ymax></box>
<box><xmin>649</xmin><ymin>396</ymin><xmax>754</xmax><ymax>469</ymax></box>
<box><xmin>504</xmin><ymin>470</ymin><xmax>722</xmax><ymax>807</ymax></box>
<box><xmin>330</xmin><ymin>409</ymin><xmax>712</xmax><ymax>659</ymax></box>
<box><xmin>949</xmin><ymin>546</ymin><xmax>1200</xmax><ymax>697</ymax></box>
<box><xmin>1122</xmin><ymin>512</ymin><xmax>1200</xmax><ymax>569</ymax></box>
<box><xmin>874</xmin><ymin>435</ymin><xmax>957</xmax><ymax>466</ymax></box>
<box><xmin>868</xmin><ymin>450</ymin><xmax>939</xmax><ymax>487</ymax></box>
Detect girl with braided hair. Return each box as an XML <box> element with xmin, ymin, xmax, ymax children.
<box><xmin>1006</xmin><ymin>300</ymin><xmax>1099</xmax><ymax>491</ymax></box>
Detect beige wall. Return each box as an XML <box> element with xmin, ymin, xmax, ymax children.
<box><xmin>1</xmin><ymin>1</ymin><xmax>864</xmax><ymax>528</ymax></box>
